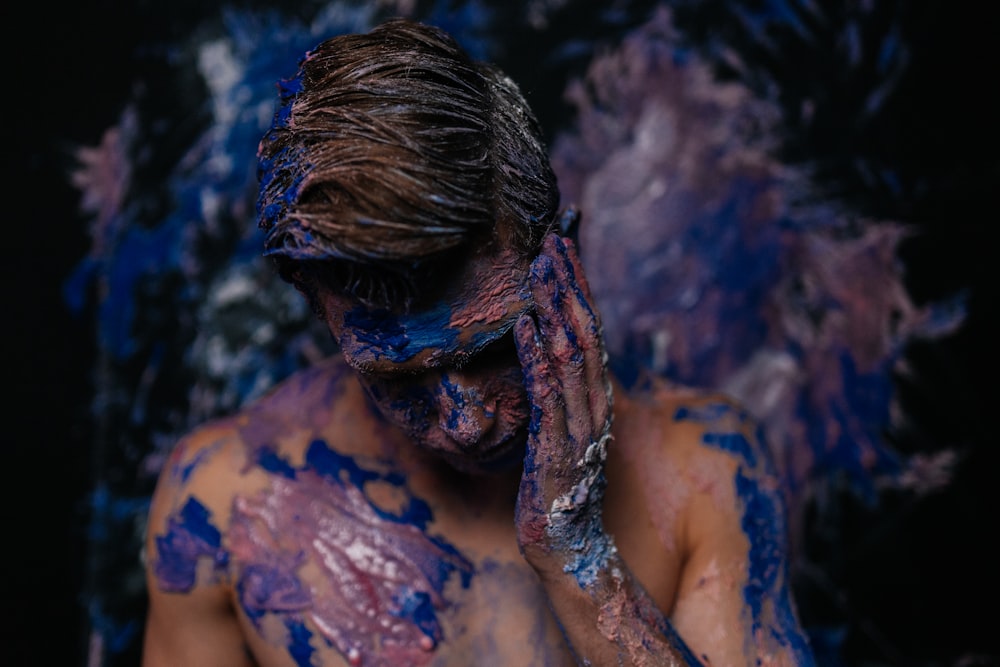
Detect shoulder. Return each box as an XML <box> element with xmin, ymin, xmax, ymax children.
<box><xmin>144</xmin><ymin>356</ymin><xmax>361</xmax><ymax>589</ymax></box>
<box><xmin>610</xmin><ymin>374</ymin><xmax>787</xmax><ymax>565</ymax></box>
<box><xmin>615</xmin><ymin>376</ymin><xmax>771</xmax><ymax>476</ymax></box>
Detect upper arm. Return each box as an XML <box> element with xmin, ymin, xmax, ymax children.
<box><xmin>668</xmin><ymin>398</ymin><xmax>814</xmax><ymax>666</ymax></box>
<box><xmin>143</xmin><ymin>569</ymin><xmax>254</xmax><ymax>667</ymax></box>
<box><xmin>142</xmin><ymin>426</ymin><xmax>255</xmax><ymax>667</ymax></box>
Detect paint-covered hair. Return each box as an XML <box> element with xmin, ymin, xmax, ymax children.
<box><xmin>256</xmin><ymin>18</ymin><xmax>559</xmax><ymax>308</ymax></box>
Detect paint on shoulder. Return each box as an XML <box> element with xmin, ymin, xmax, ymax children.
<box><xmin>672</xmin><ymin>396</ymin><xmax>761</xmax><ymax>468</ymax></box>
<box><xmin>233</xmin><ymin>356</ymin><xmax>354</xmax><ymax>456</ymax></box>
<box><xmin>161</xmin><ymin>416</ymin><xmax>243</xmax><ymax>488</ymax></box>
<box><xmin>153</xmin><ymin>496</ymin><xmax>229</xmax><ymax>593</ymax></box>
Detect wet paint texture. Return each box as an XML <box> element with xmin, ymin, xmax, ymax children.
<box><xmin>154</xmin><ymin>497</ymin><xmax>228</xmax><ymax>592</ymax></box>
<box><xmin>227</xmin><ymin>439</ymin><xmax>474</xmax><ymax>666</ymax></box>
<box><xmin>331</xmin><ymin>248</ymin><xmax>532</xmax><ymax>373</ymax></box>
<box><xmin>343</xmin><ymin>304</ymin><xmax>460</xmax><ymax>364</ymax></box>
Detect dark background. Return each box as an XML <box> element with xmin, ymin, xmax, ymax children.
<box><xmin>5</xmin><ymin>1</ymin><xmax>998</xmax><ymax>665</ymax></box>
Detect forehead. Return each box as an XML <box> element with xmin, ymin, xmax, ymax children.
<box><xmin>330</xmin><ymin>249</ymin><xmax>531</xmax><ymax>373</ymax></box>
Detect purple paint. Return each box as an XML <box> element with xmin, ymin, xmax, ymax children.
<box><xmin>238</xmin><ymin>561</ymin><xmax>312</xmax><ymax>617</ymax></box>
<box><xmin>153</xmin><ymin>497</ymin><xmax>227</xmax><ymax>592</ymax></box>
<box><xmin>227</xmin><ymin>439</ymin><xmax>473</xmax><ymax>665</ymax></box>
<box><xmin>358</xmin><ymin>362</ymin><xmax>529</xmax><ymax>473</ymax></box>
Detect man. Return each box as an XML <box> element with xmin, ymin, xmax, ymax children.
<box><xmin>142</xmin><ymin>17</ymin><xmax>815</xmax><ymax>666</ymax></box>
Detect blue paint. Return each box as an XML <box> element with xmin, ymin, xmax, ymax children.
<box><xmin>732</xmin><ymin>469</ymin><xmax>816</xmax><ymax>665</ymax></box>
<box><xmin>555</xmin><ymin>512</ymin><xmax>616</xmax><ymax>589</ymax></box>
<box><xmin>674</xmin><ymin>402</ymin><xmax>744</xmax><ymax>424</ymax></box>
<box><xmin>238</xmin><ymin>562</ymin><xmax>311</xmax><ymax>620</ymax></box>
<box><xmin>345</xmin><ymin>306</ymin><xmax>424</xmax><ymax>361</ymax></box>
<box><xmin>257</xmin><ymin>445</ymin><xmax>298</xmax><ymax>479</ymax></box>
<box><xmin>176</xmin><ymin>448</ymin><xmax>211</xmax><ymax>486</ymax></box>
<box><xmin>342</xmin><ymin>298</ymin><xmax>523</xmax><ymax>365</ymax></box>
<box><xmin>392</xmin><ymin>587</ymin><xmax>441</xmax><ymax>643</ymax></box>
<box><xmin>154</xmin><ymin>497</ymin><xmax>226</xmax><ymax>592</ymax></box>
<box><xmin>702</xmin><ymin>431</ymin><xmax>758</xmax><ymax>467</ymax></box>
<box><xmin>735</xmin><ymin>469</ymin><xmax>782</xmax><ymax>625</ymax></box>
<box><xmin>286</xmin><ymin>619</ymin><xmax>316</xmax><ymax>667</ymax></box>
<box><xmin>437</xmin><ymin>373</ymin><xmax>491</xmax><ymax>432</ymax></box>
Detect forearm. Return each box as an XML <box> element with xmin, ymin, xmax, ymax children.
<box><xmin>529</xmin><ymin>531</ymin><xmax>702</xmax><ymax>667</ymax></box>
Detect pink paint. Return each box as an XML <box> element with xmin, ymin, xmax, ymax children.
<box><xmin>447</xmin><ymin>248</ymin><xmax>531</xmax><ymax>329</ymax></box>
<box><xmin>228</xmin><ymin>458</ymin><xmax>473</xmax><ymax>665</ymax></box>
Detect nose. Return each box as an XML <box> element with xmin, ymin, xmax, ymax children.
<box><xmin>434</xmin><ymin>372</ymin><xmax>497</xmax><ymax>447</ymax></box>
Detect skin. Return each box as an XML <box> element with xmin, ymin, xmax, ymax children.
<box><xmin>142</xmin><ymin>234</ymin><xmax>814</xmax><ymax>666</ymax></box>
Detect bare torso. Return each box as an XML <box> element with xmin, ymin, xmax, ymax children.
<box><xmin>144</xmin><ymin>355</ymin><xmax>799</xmax><ymax>666</ymax></box>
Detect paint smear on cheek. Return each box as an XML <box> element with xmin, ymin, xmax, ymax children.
<box><xmin>228</xmin><ymin>440</ymin><xmax>473</xmax><ymax>666</ymax></box>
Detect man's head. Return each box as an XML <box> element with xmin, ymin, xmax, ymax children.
<box><xmin>257</xmin><ymin>17</ymin><xmax>559</xmax><ymax>310</ymax></box>
<box><xmin>256</xmin><ymin>18</ymin><xmax>562</xmax><ymax>471</ymax></box>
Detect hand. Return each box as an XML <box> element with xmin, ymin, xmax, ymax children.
<box><xmin>513</xmin><ymin>233</ymin><xmax>616</xmax><ymax>585</ymax></box>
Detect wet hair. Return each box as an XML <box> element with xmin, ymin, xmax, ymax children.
<box><xmin>256</xmin><ymin>17</ymin><xmax>559</xmax><ymax>309</ymax></box>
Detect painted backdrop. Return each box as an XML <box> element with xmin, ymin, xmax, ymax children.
<box><xmin>12</xmin><ymin>1</ymin><xmax>996</xmax><ymax>665</ymax></box>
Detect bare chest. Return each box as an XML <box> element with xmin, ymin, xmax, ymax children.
<box><xmin>225</xmin><ymin>439</ymin><xmax>574</xmax><ymax>667</ymax></box>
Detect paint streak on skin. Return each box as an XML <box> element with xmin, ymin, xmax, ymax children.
<box><xmin>335</xmin><ymin>249</ymin><xmax>532</xmax><ymax>370</ymax></box>
<box><xmin>691</xmin><ymin>417</ymin><xmax>814</xmax><ymax>664</ymax></box>
<box><xmin>545</xmin><ymin>432</ymin><xmax>617</xmax><ymax>589</ymax></box>
<box><xmin>226</xmin><ymin>439</ymin><xmax>474</xmax><ymax>666</ymax></box>
<box><xmin>153</xmin><ymin>497</ymin><xmax>228</xmax><ymax>592</ymax></box>
<box><xmin>596</xmin><ymin>570</ymin><xmax>703</xmax><ymax>667</ymax></box>
<box><xmin>515</xmin><ymin>237</ymin><xmax>622</xmax><ymax>592</ymax></box>
<box><xmin>702</xmin><ymin>432</ymin><xmax>758</xmax><ymax>467</ymax></box>
<box><xmin>734</xmin><ymin>468</ymin><xmax>810</xmax><ymax>660</ymax></box>
<box><xmin>235</xmin><ymin>359</ymin><xmax>350</xmax><ymax>453</ymax></box>
<box><xmin>362</xmin><ymin>363</ymin><xmax>529</xmax><ymax>471</ymax></box>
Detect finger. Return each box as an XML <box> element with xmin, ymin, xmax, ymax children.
<box><xmin>530</xmin><ymin>247</ymin><xmax>591</xmax><ymax>454</ymax></box>
<box><xmin>513</xmin><ymin>311</ymin><xmax>561</xmax><ymax>445</ymax></box>
<box><xmin>548</xmin><ymin>235</ymin><xmax>613</xmax><ymax>437</ymax></box>
<box><xmin>514</xmin><ymin>311</ymin><xmax>564</xmax><ymax>528</ymax></box>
